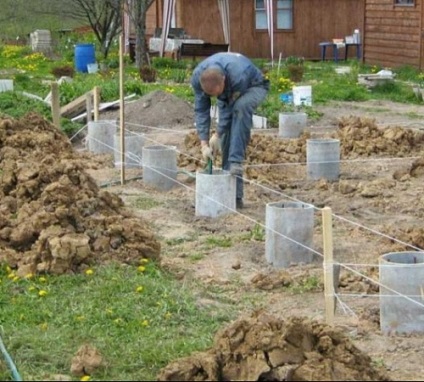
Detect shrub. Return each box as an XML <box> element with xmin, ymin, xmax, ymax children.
<box><xmin>139</xmin><ymin>65</ymin><xmax>157</xmax><ymax>83</ymax></box>
<box><xmin>51</xmin><ymin>65</ymin><xmax>74</xmax><ymax>78</ymax></box>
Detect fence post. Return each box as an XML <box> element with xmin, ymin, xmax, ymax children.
<box><xmin>93</xmin><ymin>86</ymin><xmax>100</xmax><ymax>121</ymax></box>
<box><xmin>51</xmin><ymin>82</ymin><xmax>60</xmax><ymax>130</ymax></box>
<box><xmin>322</xmin><ymin>206</ymin><xmax>335</xmax><ymax>325</ymax></box>
<box><xmin>86</xmin><ymin>92</ymin><xmax>92</xmax><ymax>123</ymax></box>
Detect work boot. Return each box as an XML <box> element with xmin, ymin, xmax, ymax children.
<box><xmin>236</xmin><ymin>198</ymin><xmax>244</xmax><ymax>209</ymax></box>
<box><xmin>230</xmin><ymin>162</ymin><xmax>243</xmax><ymax>176</ymax></box>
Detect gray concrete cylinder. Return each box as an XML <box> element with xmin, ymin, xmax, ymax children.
<box><xmin>195</xmin><ymin>170</ymin><xmax>236</xmax><ymax>217</ymax></box>
<box><xmin>379</xmin><ymin>251</ymin><xmax>424</xmax><ymax>335</ymax></box>
<box><xmin>307</xmin><ymin>138</ymin><xmax>340</xmax><ymax>181</ymax></box>
<box><xmin>279</xmin><ymin>112</ymin><xmax>307</xmax><ymax>138</ymax></box>
<box><xmin>265</xmin><ymin>201</ymin><xmax>314</xmax><ymax>268</ymax></box>
<box><xmin>114</xmin><ymin>132</ymin><xmax>144</xmax><ymax>169</ymax></box>
<box><xmin>142</xmin><ymin>145</ymin><xmax>177</xmax><ymax>190</ymax></box>
<box><xmin>87</xmin><ymin>120</ymin><xmax>117</xmax><ymax>154</ymax></box>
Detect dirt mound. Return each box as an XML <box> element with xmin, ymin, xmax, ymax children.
<box><xmin>100</xmin><ymin>90</ymin><xmax>195</xmax><ymax>130</ymax></box>
<box><xmin>0</xmin><ymin>113</ymin><xmax>160</xmax><ymax>275</ymax></box>
<box><xmin>178</xmin><ymin>117</ymin><xmax>424</xmax><ymax>191</ymax></box>
<box><xmin>157</xmin><ymin>312</ymin><xmax>389</xmax><ymax>381</ymax></box>
<box><xmin>338</xmin><ymin>116</ymin><xmax>424</xmax><ymax>157</ymax></box>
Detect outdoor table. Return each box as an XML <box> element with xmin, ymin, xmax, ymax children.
<box><xmin>319</xmin><ymin>42</ymin><xmax>361</xmax><ymax>62</ymax></box>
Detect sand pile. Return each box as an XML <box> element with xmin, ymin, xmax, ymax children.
<box><xmin>0</xmin><ymin>113</ymin><xmax>160</xmax><ymax>276</ymax></box>
<box><xmin>157</xmin><ymin>312</ymin><xmax>389</xmax><ymax>381</ymax></box>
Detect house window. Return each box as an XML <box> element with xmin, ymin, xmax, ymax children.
<box><xmin>255</xmin><ymin>0</ymin><xmax>267</xmax><ymax>30</ymax></box>
<box><xmin>255</xmin><ymin>0</ymin><xmax>293</xmax><ymax>30</ymax></box>
<box><xmin>277</xmin><ymin>0</ymin><xmax>293</xmax><ymax>30</ymax></box>
<box><xmin>394</xmin><ymin>0</ymin><xmax>414</xmax><ymax>5</ymax></box>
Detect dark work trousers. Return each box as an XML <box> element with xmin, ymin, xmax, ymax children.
<box><xmin>218</xmin><ymin>86</ymin><xmax>268</xmax><ymax>200</ymax></box>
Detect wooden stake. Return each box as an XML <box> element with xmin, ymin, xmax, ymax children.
<box><xmin>93</xmin><ymin>86</ymin><xmax>100</xmax><ymax>121</ymax></box>
<box><xmin>119</xmin><ymin>32</ymin><xmax>125</xmax><ymax>185</ymax></box>
<box><xmin>51</xmin><ymin>82</ymin><xmax>61</xmax><ymax>130</ymax></box>
<box><xmin>86</xmin><ymin>92</ymin><xmax>92</xmax><ymax>123</ymax></box>
<box><xmin>322</xmin><ymin>206</ymin><xmax>335</xmax><ymax>325</ymax></box>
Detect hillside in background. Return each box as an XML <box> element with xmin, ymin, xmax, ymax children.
<box><xmin>0</xmin><ymin>0</ymin><xmax>85</xmax><ymax>42</ymax></box>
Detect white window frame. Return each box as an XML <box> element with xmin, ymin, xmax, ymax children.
<box><xmin>255</xmin><ymin>0</ymin><xmax>267</xmax><ymax>30</ymax></box>
<box><xmin>255</xmin><ymin>0</ymin><xmax>294</xmax><ymax>31</ymax></box>
<box><xmin>276</xmin><ymin>0</ymin><xmax>293</xmax><ymax>30</ymax></box>
<box><xmin>394</xmin><ymin>0</ymin><xmax>414</xmax><ymax>5</ymax></box>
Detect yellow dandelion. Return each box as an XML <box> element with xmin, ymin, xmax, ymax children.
<box><xmin>38</xmin><ymin>290</ymin><xmax>48</xmax><ymax>297</ymax></box>
<box><xmin>136</xmin><ymin>286</ymin><xmax>144</xmax><ymax>293</ymax></box>
<box><xmin>141</xmin><ymin>320</ymin><xmax>149</xmax><ymax>327</ymax></box>
<box><xmin>12</xmin><ymin>276</ymin><xmax>19</xmax><ymax>282</ymax></box>
<box><xmin>39</xmin><ymin>322</ymin><xmax>48</xmax><ymax>331</ymax></box>
<box><xmin>39</xmin><ymin>277</ymin><xmax>47</xmax><ymax>283</ymax></box>
<box><xmin>28</xmin><ymin>286</ymin><xmax>36</xmax><ymax>292</ymax></box>
<box><xmin>140</xmin><ymin>258</ymin><xmax>149</xmax><ymax>264</ymax></box>
<box><xmin>75</xmin><ymin>315</ymin><xmax>85</xmax><ymax>322</ymax></box>
<box><xmin>24</xmin><ymin>273</ymin><xmax>33</xmax><ymax>279</ymax></box>
<box><xmin>80</xmin><ymin>376</ymin><xmax>91</xmax><ymax>381</ymax></box>
<box><xmin>137</xmin><ymin>266</ymin><xmax>146</xmax><ymax>272</ymax></box>
<box><xmin>6</xmin><ymin>266</ymin><xmax>12</xmax><ymax>273</ymax></box>
<box><xmin>114</xmin><ymin>318</ymin><xmax>123</xmax><ymax>325</ymax></box>
<box><xmin>85</xmin><ymin>269</ymin><xmax>94</xmax><ymax>276</ymax></box>
<box><xmin>7</xmin><ymin>273</ymin><xmax>16</xmax><ymax>279</ymax></box>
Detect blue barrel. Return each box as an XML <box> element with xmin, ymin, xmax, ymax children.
<box><xmin>74</xmin><ymin>43</ymin><xmax>95</xmax><ymax>73</ymax></box>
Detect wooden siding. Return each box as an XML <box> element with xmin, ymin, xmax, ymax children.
<box><xmin>162</xmin><ymin>0</ymin><xmax>364</xmax><ymax>60</ymax></box>
<box><xmin>364</xmin><ymin>0</ymin><xmax>422</xmax><ymax>68</ymax></box>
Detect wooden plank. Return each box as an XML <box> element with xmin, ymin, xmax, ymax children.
<box><xmin>365</xmin><ymin>31</ymin><xmax>419</xmax><ymax>42</ymax></box>
<box><xmin>365</xmin><ymin>16</ymin><xmax>420</xmax><ymax>27</ymax></box>
<box><xmin>60</xmin><ymin>91</ymin><xmax>93</xmax><ymax>118</ymax></box>
<box><xmin>365</xmin><ymin>51</ymin><xmax>419</xmax><ymax>67</ymax></box>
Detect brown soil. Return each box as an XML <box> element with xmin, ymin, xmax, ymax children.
<box><xmin>0</xmin><ymin>113</ymin><xmax>160</xmax><ymax>276</ymax></box>
<box><xmin>3</xmin><ymin>92</ymin><xmax>424</xmax><ymax>380</ymax></box>
<box><xmin>157</xmin><ymin>311</ymin><xmax>389</xmax><ymax>381</ymax></box>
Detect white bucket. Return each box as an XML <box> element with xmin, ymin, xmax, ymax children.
<box><xmin>0</xmin><ymin>80</ymin><xmax>14</xmax><ymax>92</ymax></box>
<box><xmin>293</xmin><ymin>85</ymin><xmax>312</xmax><ymax>106</ymax></box>
<box><xmin>87</xmin><ymin>63</ymin><xmax>99</xmax><ymax>74</ymax></box>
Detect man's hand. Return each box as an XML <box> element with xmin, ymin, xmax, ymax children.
<box><xmin>209</xmin><ymin>133</ymin><xmax>221</xmax><ymax>156</ymax></box>
<box><xmin>201</xmin><ymin>144</ymin><xmax>214</xmax><ymax>162</ymax></box>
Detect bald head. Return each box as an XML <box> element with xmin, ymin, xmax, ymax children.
<box><xmin>200</xmin><ymin>67</ymin><xmax>225</xmax><ymax>96</ymax></box>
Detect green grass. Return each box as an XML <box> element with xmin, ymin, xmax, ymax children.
<box><xmin>0</xmin><ymin>261</ymin><xmax>234</xmax><ymax>381</ymax></box>
<box><xmin>129</xmin><ymin>196</ymin><xmax>161</xmax><ymax>210</ymax></box>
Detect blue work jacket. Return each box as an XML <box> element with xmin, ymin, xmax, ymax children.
<box><xmin>191</xmin><ymin>52</ymin><xmax>269</xmax><ymax>141</ymax></box>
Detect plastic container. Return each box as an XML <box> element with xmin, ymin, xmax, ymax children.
<box><xmin>353</xmin><ymin>29</ymin><xmax>361</xmax><ymax>44</ymax></box>
<box><xmin>280</xmin><ymin>92</ymin><xmax>293</xmax><ymax>104</ymax></box>
<box><xmin>75</xmin><ymin>43</ymin><xmax>96</xmax><ymax>73</ymax></box>
<box><xmin>293</xmin><ymin>86</ymin><xmax>312</xmax><ymax>106</ymax></box>
<box><xmin>87</xmin><ymin>63</ymin><xmax>99</xmax><ymax>74</ymax></box>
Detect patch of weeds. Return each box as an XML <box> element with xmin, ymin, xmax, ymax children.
<box><xmin>204</xmin><ymin>236</ymin><xmax>232</xmax><ymax>248</ymax></box>
<box><xmin>130</xmin><ymin>196</ymin><xmax>161</xmax><ymax>210</ymax></box>
<box><xmin>188</xmin><ymin>253</ymin><xmax>205</xmax><ymax>262</ymax></box>
<box><xmin>404</xmin><ymin>111</ymin><xmax>423</xmax><ymax>119</ymax></box>
<box><xmin>371</xmin><ymin>358</ymin><xmax>386</xmax><ymax>368</ymax></box>
<box><xmin>250</xmin><ymin>223</ymin><xmax>265</xmax><ymax>241</ymax></box>
<box><xmin>288</xmin><ymin>275</ymin><xmax>321</xmax><ymax>294</ymax></box>
<box><xmin>165</xmin><ymin>235</ymin><xmax>197</xmax><ymax>247</ymax></box>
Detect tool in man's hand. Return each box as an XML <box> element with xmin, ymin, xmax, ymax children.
<box><xmin>206</xmin><ymin>158</ymin><xmax>213</xmax><ymax>174</ymax></box>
